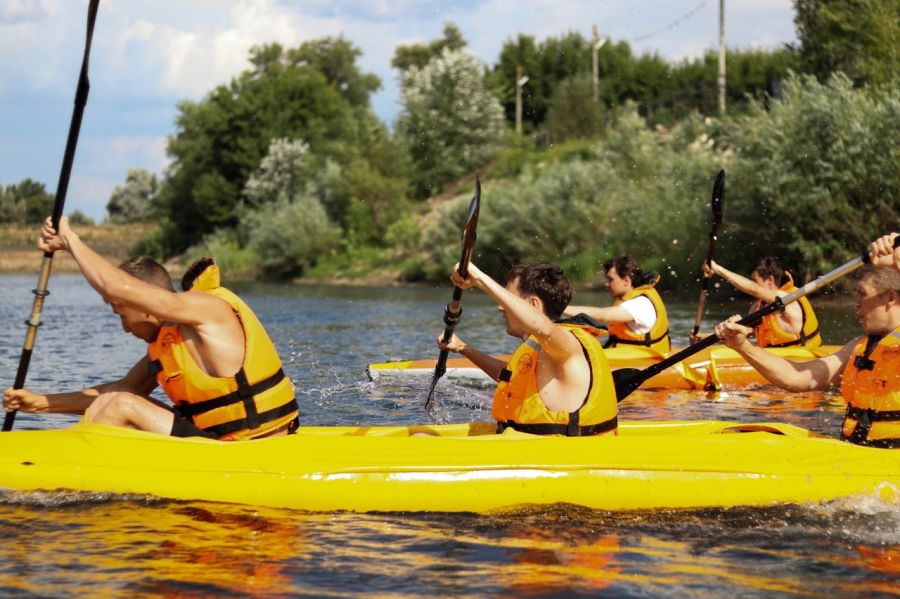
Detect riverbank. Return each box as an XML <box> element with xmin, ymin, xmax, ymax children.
<box><xmin>0</xmin><ymin>224</ymin><xmax>157</xmax><ymax>273</ymax></box>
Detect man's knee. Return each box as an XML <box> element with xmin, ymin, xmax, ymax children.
<box><xmin>86</xmin><ymin>392</ymin><xmax>140</xmax><ymax>425</ymax></box>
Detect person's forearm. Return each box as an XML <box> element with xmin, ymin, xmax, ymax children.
<box><xmin>713</xmin><ymin>263</ymin><xmax>759</xmax><ymax>298</ymax></box>
<box><xmin>63</xmin><ymin>230</ymin><xmax>131</xmax><ymax>300</ymax></box>
<box><xmin>458</xmin><ymin>345</ymin><xmax>506</xmax><ymax>382</ymax></box>
<box><xmin>477</xmin><ymin>275</ymin><xmax>556</xmax><ymax>341</ymax></box>
<box><xmin>728</xmin><ymin>341</ymin><xmax>821</xmax><ymax>391</ymax></box>
<box><xmin>564</xmin><ymin>304</ymin><xmax>633</xmax><ymax>324</ymax></box>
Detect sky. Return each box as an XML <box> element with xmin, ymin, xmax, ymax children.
<box><xmin>0</xmin><ymin>0</ymin><xmax>800</xmax><ymax>222</ymax></box>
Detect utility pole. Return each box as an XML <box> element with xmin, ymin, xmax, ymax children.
<box><xmin>592</xmin><ymin>25</ymin><xmax>607</xmax><ymax>103</ymax></box>
<box><xmin>515</xmin><ymin>65</ymin><xmax>528</xmax><ymax>135</ymax></box>
<box><xmin>718</xmin><ymin>0</ymin><xmax>726</xmax><ymax>114</ymax></box>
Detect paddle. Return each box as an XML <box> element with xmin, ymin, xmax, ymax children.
<box><xmin>612</xmin><ymin>240</ymin><xmax>899</xmax><ymax>402</ymax></box>
<box><xmin>690</xmin><ymin>169</ymin><xmax>725</xmax><ymax>340</ymax></box>
<box><xmin>424</xmin><ymin>177</ymin><xmax>482</xmax><ymax>413</ymax></box>
<box><xmin>3</xmin><ymin>0</ymin><xmax>100</xmax><ymax>432</ymax></box>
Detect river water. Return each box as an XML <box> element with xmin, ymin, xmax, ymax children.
<box><xmin>0</xmin><ymin>273</ymin><xmax>897</xmax><ymax>596</ymax></box>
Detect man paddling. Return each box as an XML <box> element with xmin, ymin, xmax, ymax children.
<box><xmin>870</xmin><ymin>233</ymin><xmax>900</xmax><ymax>272</ymax></box>
<box><xmin>3</xmin><ymin>217</ymin><xmax>298</xmax><ymax>440</ymax></box>
<box><xmin>714</xmin><ymin>247</ymin><xmax>900</xmax><ymax>448</ymax></box>
<box><xmin>697</xmin><ymin>257</ymin><xmax>821</xmax><ymax>348</ymax></box>
<box><xmin>437</xmin><ymin>262</ymin><xmax>618</xmax><ymax>436</ymax></box>
<box><xmin>562</xmin><ymin>254</ymin><xmax>671</xmax><ymax>353</ymax></box>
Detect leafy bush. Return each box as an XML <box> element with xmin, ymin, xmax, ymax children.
<box><xmin>715</xmin><ymin>73</ymin><xmax>900</xmax><ymax>280</ymax></box>
<box><xmin>396</xmin><ymin>49</ymin><xmax>507</xmax><ymax>198</ymax></box>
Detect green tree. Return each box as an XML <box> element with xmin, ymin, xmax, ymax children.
<box><xmin>239</xmin><ymin>137</ymin><xmax>341</xmax><ymax>277</ymax></box>
<box><xmin>391</xmin><ymin>22</ymin><xmax>467</xmax><ymax>72</ymax></box>
<box><xmin>107</xmin><ymin>168</ymin><xmax>158</xmax><ymax>223</ymax></box>
<box><xmin>794</xmin><ymin>0</ymin><xmax>899</xmax><ymax>86</ymax></box>
<box><xmin>2</xmin><ymin>179</ymin><xmax>55</xmax><ymax>224</ymax></box>
<box><xmin>154</xmin><ymin>38</ymin><xmax>402</xmax><ymax>257</ymax></box>
<box><xmin>716</xmin><ymin>73</ymin><xmax>900</xmax><ymax>279</ymax></box>
<box><xmin>67</xmin><ymin>210</ymin><xmax>95</xmax><ymax>226</ymax></box>
<box><xmin>396</xmin><ymin>49</ymin><xmax>507</xmax><ymax>198</ymax></box>
<box><xmin>545</xmin><ymin>74</ymin><xmax>605</xmax><ymax>142</ymax></box>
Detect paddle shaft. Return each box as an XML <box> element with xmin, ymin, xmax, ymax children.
<box><xmin>425</xmin><ymin>181</ymin><xmax>481</xmax><ymax>409</ymax></box>
<box><xmin>4</xmin><ymin>0</ymin><xmax>99</xmax><ymax>432</ymax></box>
<box><xmin>615</xmin><ymin>243</ymin><xmax>896</xmax><ymax>400</ymax></box>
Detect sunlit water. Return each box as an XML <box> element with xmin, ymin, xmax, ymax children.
<box><xmin>0</xmin><ymin>274</ymin><xmax>896</xmax><ymax>596</ymax></box>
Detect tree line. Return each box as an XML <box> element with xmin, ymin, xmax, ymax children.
<box><xmin>6</xmin><ymin>0</ymin><xmax>897</xmax><ymax>284</ymax></box>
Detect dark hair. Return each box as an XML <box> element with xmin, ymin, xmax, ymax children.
<box><xmin>603</xmin><ymin>254</ymin><xmax>643</xmax><ymax>283</ymax></box>
<box><xmin>504</xmin><ymin>262</ymin><xmax>572</xmax><ymax>321</ymax></box>
<box><xmin>752</xmin><ymin>257</ymin><xmax>789</xmax><ymax>287</ymax></box>
<box><xmin>118</xmin><ymin>256</ymin><xmax>175</xmax><ymax>292</ymax></box>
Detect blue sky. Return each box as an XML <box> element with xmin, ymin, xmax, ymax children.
<box><xmin>0</xmin><ymin>0</ymin><xmax>799</xmax><ymax>222</ymax></box>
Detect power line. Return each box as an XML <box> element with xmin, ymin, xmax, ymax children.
<box><xmin>630</xmin><ymin>0</ymin><xmax>710</xmax><ymax>43</ymax></box>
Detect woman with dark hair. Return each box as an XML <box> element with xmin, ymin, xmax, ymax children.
<box><xmin>699</xmin><ymin>257</ymin><xmax>821</xmax><ymax>348</ymax></box>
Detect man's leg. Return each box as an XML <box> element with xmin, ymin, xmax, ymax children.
<box><xmin>85</xmin><ymin>391</ymin><xmax>176</xmax><ymax>435</ymax></box>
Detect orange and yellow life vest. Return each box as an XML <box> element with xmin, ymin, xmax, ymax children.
<box><xmin>492</xmin><ymin>324</ymin><xmax>618</xmax><ymax>436</ymax></box>
<box><xmin>840</xmin><ymin>328</ymin><xmax>900</xmax><ymax>449</ymax></box>
<box><xmin>605</xmin><ymin>283</ymin><xmax>671</xmax><ymax>353</ymax></box>
<box><xmin>147</xmin><ymin>262</ymin><xmax>298</xmax><ymax>440</ymax></box>
<box><xmin>753</xmin><ymin>272</ymin><xmax>821</xmax><ymax>348</ymax></box>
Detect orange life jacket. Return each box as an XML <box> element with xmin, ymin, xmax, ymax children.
<box><xmin>492</xmin><ymin>324</ymin><xmax>618</xmax><ymax>436</ymax></box>
<box><xmin>147</xmin><ymin>263</ymin><xmax>298</xmax><ymax>440</ymax></box>
<box><xmin>840</xmin><ymin>328</ymin><xmax>900</xmax><ymax>448</ymax></box>
<box><xmin>753</xmin><ymin>272</ymin><xmax>821</xmax><ymax>348</ymax></box>
<box><xmin>605</xmin><ymin>281</ymin><xmax>671</xmax><ymax>353</ymax></box>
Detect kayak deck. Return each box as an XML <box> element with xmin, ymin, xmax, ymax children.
<box><xmin>367</xmin><ymin>345</ymin><xmax>841</xmax><ymax>390</ymax></box>
<box><xmin>0</xmin><ymin>420</ymin><xmax>896</xmax><ymax>513</ymax></box>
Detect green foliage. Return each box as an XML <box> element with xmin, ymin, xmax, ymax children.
<box><xmin>489</xmin><ymin>32</ymin><xmax>800</xmax><ymax>132</ymax></box>
<box><xmin>391</xmin><ymin>23</ymin><xmax>467</xmax><ymax>72</ymax></box>
<box><xmin>155</xmin><ymin>38</ymin><xmax>403</xmax><ymax>257</ymax></box>
<box><xmin>182</xmin><ymin>228</ymin><xmax>259</xmax><ymax>279</ymax></box>
<box><xmin>0</xmin><ymin>179</ymin><xmax>55</xmax><ymax>224</ymax></box>
<box><xmin>419</xmin><ymin>105</ymin><xmax>722</xmax><ymax>290</ymax></box>
<box><xmin>107</xmin><ymin>168</ymin><xmax>158</xmax><ymax>223</ymax></box>
<box><xmin>714</xmin><ymin>73</ymin><xmax>900</xmax><ymax>279</ymax></box>
<box><xmin>67</xmin><ymin>210</ymin><xmax>95</xmax><ymax>226</ymax></box>
<box><xmin>794</xmin><ymin>0</ymin><xmax>899</xmax><ymax>86</ymax></box>
<box><xmin>244</xmin><ymin>194</ymin><xmax>341</xmax><ymax>278</ymax></box>
<box><xmin>545</xmin><ymin>74</ymin><xmax>606</xmax><ymax>142</ymax></box>
<box><xmin>396</xmin><ymin>49</ymin><xmax>507</xmax><ymax>198</ymax></box>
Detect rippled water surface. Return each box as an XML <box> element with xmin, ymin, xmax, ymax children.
<box><xmin>0</xmin><ymin>274</ymin><xmax>897</xmax><ymax>597</ymax></box>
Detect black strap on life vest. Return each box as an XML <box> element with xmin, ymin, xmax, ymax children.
<box><xmin>173</xmin><ymin>367</ymin><xmax>296</xmax><ymax>436</ymax></box>
<box><xmin>496</xmin><ymin>415</ymin><xmax>618</xmax><ymax>437</ymax></box>
<box><xmin>851</xmin><ymin>334</ymin><xmax>883</xmax><ymax>371</ymax></box>
<box><xmin>842</xmin><ymin>405</ymin><xmax>900</xmax><ymax>449</ymax></box>
<box><xmin>764</xmin><ymin>326</ymin><xmax>821</xmax><ymax>348</ymax></box>
<box><xmin>603</xmin><ymin>328</ymin><xmax>670</xmax><ymax>348</ymax></box>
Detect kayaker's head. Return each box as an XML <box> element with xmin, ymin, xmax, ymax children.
<box><xmin>855</xmin><ymin>266</ymin><xmax>900</xmax><ymax>335</ymax></box>
<box><xmin>603</xmin><ymin>254</ymin><xmax>641</xmax><ymax>299</ymax></box>
<box><xmin>109</xmin><ymin>256</ymin><xmax>176</xmax><ymax>342</ymax></box>
<box><xmin>502</xmin><ymin>262</ymin><xmax>572</xmax><ymax>338</ymax></box>
<box><xmin>751</xmin><ymin>257</ymin><xmax>789</xmax><ymax>290</ymax></box>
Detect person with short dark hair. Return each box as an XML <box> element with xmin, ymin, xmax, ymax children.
<box><xmin>3</xmin><ymin>217</ymin><xmax>298</xmax><ymax>440</ymax></box>
<box><xmin>714</xmin><ymin>265</ymin><xmax>900</xmax><ymax>448</ymax></box>
<box><xmin>436</xmin><ymin>261</ymin><xmax>618</xmax><ymax>436</ymax></box>
<box><xmin>563</xmin><ymin>254</ymin><xmax>671</xmax><ymax>352</ymax></box>
<box><xmin>699</xmin><ymin>257</ymin><xmax>821</xmax><ymax>348</ymax></box>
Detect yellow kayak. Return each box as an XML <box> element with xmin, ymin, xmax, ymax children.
<box><xmin>0</xmin><ymin>420</ymin><xmax>896</xmax><ymax>513</ymax></box>
<box><xmin>367</xmin><ymin>345</ymin><xmax>841</xmax><ymax>390</ymax></box>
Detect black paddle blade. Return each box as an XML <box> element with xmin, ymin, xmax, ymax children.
<box><xmin>458</xmin><ymin>176</ymin><xmax>481</xmax><ymax>278</ymax></box>
<box><xmin>711</xmin><ymin>169</ymin><xmax>725</xmax><ymax>225</ymax></box>
<box><xmin>612</xmin><ymin>368</ymin><xmax>642</xmax><ymax>401</ymax></box>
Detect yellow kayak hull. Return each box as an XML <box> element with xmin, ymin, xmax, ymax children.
<box><xmin>367</xmin><ymin>345</ymin><xmax>842</xmax><ymax>390</ymax></box>
<box><xmin>0</xmin><ymin>420</ymin><xmax>896</xmax><ymax>513</ymax></box>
